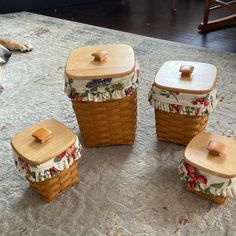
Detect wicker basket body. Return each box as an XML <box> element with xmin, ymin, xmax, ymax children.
<box><xmin>184</xmin><ymin>184</ymin><xmax>226</xmax><ymax>204</ymax></box>
<box><xmin>155</xmin><ymin>109</ymin><xmax>209</xmax><ymax>145</ymax></box>
<box><xmin>72</xmin><ymin>91</ymin><xmax>137</xmax><ymax>147</ymax></box>
<box><xmin>28</xmin><ymin>161</ymin><xmax>79</xmax><ymax>202</ymax></box>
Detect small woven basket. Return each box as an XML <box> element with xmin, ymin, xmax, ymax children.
<box><xmin>179</xmin><ymin>132</ymin><xmax>236</xmax><ymax>204</ymax></box>
<box><xmin>28</xmin><ymin>161</ymin><xmax>79</xmax><ymax>202</ymax></box>
<box><xmin>72</xmin><ymin>92</ymin><xmax>137</xmax><ymax>147</ymax></box>
<box><xmin>155</xmin><ymin>109</ymin><xmax>209</xmax><ymax>145</ymax></box>
<box><xmin>11</xmin><ymin>119</ymin><xmax>82</xmax><ymax>202</ymax></box>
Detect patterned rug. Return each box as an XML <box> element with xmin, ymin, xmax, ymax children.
<box><xmin>0</xmin><ymin>12</ymin><xmax>236</xmax><ymax>236</ymax></box>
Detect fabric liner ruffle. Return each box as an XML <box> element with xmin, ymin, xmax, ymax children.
<box><xmin>13</xmin><ymin>136</ymin><xmax>83</xmax><ymax>182</ymax></box>
<box><xmin>64</xmin><ymin>62</ymin><xmax>140</xmax><ymax>102</ymax></box>
<box><xmin>178</xmin><ymin>160</ymin><xmax>236</xmax><ymax>198</ymax></box>
<box><xmin>148</xmin><ymin>87</ymin><xmax>218</xmax><ymax>116</ymax></box>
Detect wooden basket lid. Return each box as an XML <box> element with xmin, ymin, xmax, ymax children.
<box><xmin>11</xmin><ymin>119</ymin><xmax>76</xmax><ymax>165</ymax></box>
<box><xmin>185</xmin><ymin>131</ymin><xmax>236</xmax><ymax>178</ymax></box>
<box><xmin>153</xmin><ymin>61</ymin><xmax>217</xmax><ymax>94</ymax></box>
<box><xmin>65</xmin><ymin>44</ymin><xmax>135</xmax><ymax>80</ymax></box>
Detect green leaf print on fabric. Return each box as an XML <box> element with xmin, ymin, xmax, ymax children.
<box><xmin>185</xmin><ymin>106</ymin><xmax>196</xmax><ymax>115</ymax></box>
<box><xmin>204</xmin><ymin>187</ymin><xmax>211</xmax><ymax>195</ymax></box>
<box><xmin>159</xmin><ymin>90</ymin><xmax>179</xmax><ymax>102</ymax></box>
<box><xmin>110</xmin><ymin>83</ymin><xmax>124</xmax><ymax>91</ymax></box>
<box><xmin>54</xmin><ymin>157</ymin><xmax>63</xmax><ymax>163</ymax></box>
<box><xmin>81</xmin><ymin>80</ymin><xmax>124</xmax><ymax>98</ymax></box>
<box><xmin>209</xmin><ymin>182</ymin><xmax>225</xmax><ymax>188</ymax></box>
<box><xmin>159</xmin><ymin>90</ymin><xmax>170</xmax><ymax>98</ymax></box>
<box><xmin>210</xmin><ymin>95</ymin><xmax>214</xmax><ymax>108</ymax></box>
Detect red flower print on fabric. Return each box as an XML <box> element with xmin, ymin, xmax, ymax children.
<box><xmin>57</xmin><ymin>151</ymin><xmax>66</xmax><ymax>158</ymax></box>
<box><xmin>185</xmin><ymin>162</ymin><xmax>207</xmax><ymax>189</ymax></box>
<box><xmin>136</xmin><ymin>69</ymin><xmax>140</xmax><ymax>79</ymax></box>
<box><xmin>169</xmin><ymin>104</ymin><xmax>182</xmax><ymax>113</ymax></box>
<box><xmin>192</xmin><ymin>97</ymin><xmax>209</xmax><ymax>107</ymax></box>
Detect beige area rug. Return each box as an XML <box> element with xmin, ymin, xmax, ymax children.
<box><xmin>0</xmin><ymin>12</ymin><xmax>236</xmax><ymax>236</ymax></box>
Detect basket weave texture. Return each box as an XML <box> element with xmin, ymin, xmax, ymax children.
<box><xmin>155</xmin><ymin>109</ymin><xmax>209</xmax><ymax>145</ymax></box>
<box><xmin>28</xmin><ymin>160</ymin><xmax>79</xmax><ymax>202</ymax></box>
<box><xmin>72</xmin><ymin>91</ymin><xmax>137</xmax><ymax>147</ymax></box>
<box><xmin>184</xmin><ymin>184</ymin><xmax>226</xmax><ymax>204</ymax></box>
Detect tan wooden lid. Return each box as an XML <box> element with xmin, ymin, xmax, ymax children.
<box><xmin>185</xmin><ymin>131</ymin><xmax>236</xmax><ymax>178</ymax></box>
<box><xmin>65</xmin><ymin>44</ymin><xmax>135</xmax><ymax>80</ymax></box>
<box><xmin>153</xmin><ymin>61</ymin><xmax>217</xmax><ymax>94</ymax></box>
<box><xmin>11</xmin><ymin>119</ymin><xmax>76</xmax><ymax>165</ymax></box>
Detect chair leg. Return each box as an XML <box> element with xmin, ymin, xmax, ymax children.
<box><xmin>203</xmin><ymin>0</ymin><xmax>211</xmax><ymax>25</ymax></box>
<box><xmin>171</xmin><ymin>0</ymin><xmax>176</xmax><ymax>11</ymax></box>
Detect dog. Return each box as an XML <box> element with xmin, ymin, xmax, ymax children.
<box><xmin>0</xmin><ymin>38</ymin><xmax>33</xmax><ymax>93</ymax></box>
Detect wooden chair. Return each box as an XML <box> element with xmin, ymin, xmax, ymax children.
<box><xmin>171</xmin><ymin>0</ymin><xmax>236</xmax><ymax>30</ymax></box>
<box><xmin>198</xmin><ymin>0</ymin><xmax>236</xmax><ymax>31</ymax></box>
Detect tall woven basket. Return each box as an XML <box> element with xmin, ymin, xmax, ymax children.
<box><xmin>65</xmin><ymin>44</ymin><xmax>140</xmax><ymax>147</ymax></box>
<box><xmin>72</xmin><ymin>91</ymin><xmax>137</xmax><ymax>147</ymax></box>
<box><xmin>11</xmin><ymin>119</ymin><xmax>83</xmax><ymax>202</ymax></box>
<box><xmin>149</xmin><ymin>61</ymin><xmax>218</xmax><ymax>145</ymax></box>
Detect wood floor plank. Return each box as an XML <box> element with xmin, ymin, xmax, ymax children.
<box><xmin>32</xmin><ymin>0</ymin><xmax>236</xmax><ymax>53</ymax></box>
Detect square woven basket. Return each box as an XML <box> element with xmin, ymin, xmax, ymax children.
<box><xmin>28</xmin><ymin>161</ymin><xmax>79</xmax><ymax>202</ymax></box>
<box><xmin>155</xmin><ymin>109</ymin><xmax>209</xmax><ymax>145</ymax></box>
<box><xmin>149</xmin><ymin>61</ymin><xmax>218</xmax><ymax>145</ymax></box>
<box><xmin>72</xmin><ymin>91</ymin><xmax>137</xmax><ymax>147</ymax></box>
<box><xmin>65</xmin><ymin>44</ymin><xmax>139</xmax><ymax>147</ymax></box>
<box><xmin>11</xmin><ymin>119</ymin><xmax>82</xmax><ymax>202</ymax></box>
<box><xmin>179</xmin><ymin>132</ymin><xmax>236</xmax><ymax>204</ymax></box>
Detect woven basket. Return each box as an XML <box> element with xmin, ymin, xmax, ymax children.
<box><xmin>72</xmin><ymin>91</ymin><xmax>137</xmax><ymax>147</ymax></box>
<box><xmin>28</xmin><ymin>161</ymin><xmax>79</xmax><ymax>202</ymax></box>
<box><xmin>184</xmin><ymin>184</ymin><xmax>226</xmax><ymax>204</ymax></box>
<box><xmin>155</xmin><ymin>109</ymin><xmax>209</xmax><ymax>145</ymax></box>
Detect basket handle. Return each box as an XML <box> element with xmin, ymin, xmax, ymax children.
<box><xmin>207</xmin><ymin>140</ymin><xmax>225</xmax><ymax>156</ymax></box>
<box><xmin>92</xmin><ymin>50</ymin><xmax>108</xmax><ymax>62</ymax></box>
<box><xmin>179</xmin><ymin>65</ymin><xmax>194</xmax><ymax>78</ymax></box>
<box><xmin>32</xmin><ymin>128</ymin><xmax>52</xmax><ymax>143</ymax></box>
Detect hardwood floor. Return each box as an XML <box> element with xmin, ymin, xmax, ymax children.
<box><xmin>32</xmin><ymin>0</ymin><xmax>236</xmax><ymax>53</ymax></box>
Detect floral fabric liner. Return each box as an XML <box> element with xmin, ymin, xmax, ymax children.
<box><xmin>178</xmin><ymin>160</ymin><xmax>236</xmax><ymax>198</ymax></box>
<box><xmin>148</xmin><ymin>86</ymin><xmax>218</xmax><ymax>116</ymax></box>
<box><xmin>64</xmin><ymin>62</ymin><xmax>140</xmax><ymax>102</ymax></box>
<box><xmin>13</xmin><ymin>136</ymin><xmax>83</xmax><ymax>182</ymax></box>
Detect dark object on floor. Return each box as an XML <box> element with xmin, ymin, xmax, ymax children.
<box><xmin>0</xmin><ymin>44</ymin><xmax>11</xmax><ymax>64</ymax></box>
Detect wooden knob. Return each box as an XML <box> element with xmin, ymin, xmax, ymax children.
<box><xmin>207</xmin><ymin>140</ymin><xmax>225</xmax><ymax>156</ymax></box>
<box><xmin>179</xmin><ymin>65</ymin><xmax>194</xmax><ymax>78</ymax></box>
<box><xmin>92</xmin><ymin>50</ymin><xmax>108</xmax><ymax>62</ymax></box>
<box><xmin>32</xmin><ymin>128</ymin><xmax>52</xmax><ymax>143</ymax></box>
